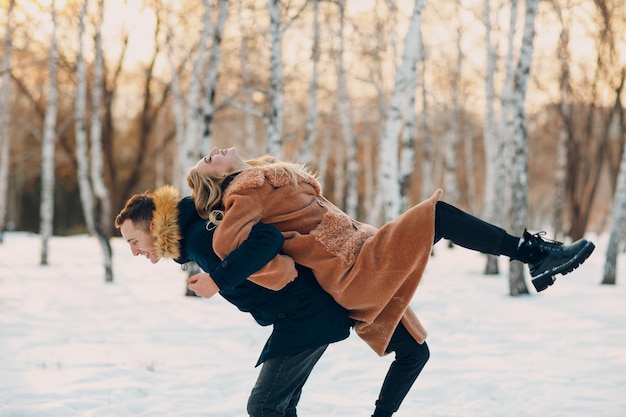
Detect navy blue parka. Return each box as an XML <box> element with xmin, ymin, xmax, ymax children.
<box><xmin>172</xmin><ymin>196</ymin><xmax>353</xmax><ymax>365</ymax></box>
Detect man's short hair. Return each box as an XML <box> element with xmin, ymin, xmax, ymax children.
<box><xmin>114</xmin><ymin>192</ymin><xmax>155</xmax><ymax>233</ymax></box>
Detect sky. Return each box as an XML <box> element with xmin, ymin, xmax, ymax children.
<box><xmin>0</xmin><ymin>231</ymin><xmax>624</xmax><ymax>417</ymax></box>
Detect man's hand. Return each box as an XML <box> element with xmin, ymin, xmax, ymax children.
<box><xmin>187</xmin><ymin>272</ymin><xmax>219</xmax><ymax>298</ymax></box>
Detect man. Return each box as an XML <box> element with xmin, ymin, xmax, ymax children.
<box><xmin>115</xmin><ymin>185</ymin><xmax>355</xmax><ymax>417</ymax></box>
<box><xmin>116</xmin><ymin>185</ymin><xmax>430</xmax><ymax>417</ymax></box>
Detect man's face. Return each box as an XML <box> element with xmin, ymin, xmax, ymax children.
<box><xmin>119</xmin><ymin>219</ymin><xmax>161</xmax><ymax>264</ymax></box>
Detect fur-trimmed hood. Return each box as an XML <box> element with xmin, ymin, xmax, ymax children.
<box><xmin>152</xmin><ymin>185</ymin><xmax>182</xmax><ymax>260</ymax></box>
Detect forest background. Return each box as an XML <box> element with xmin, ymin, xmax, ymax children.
<box><xmin>0</xmin><ymin>0</ymin><xmax>625</xmax><ymax>292</ymax></box>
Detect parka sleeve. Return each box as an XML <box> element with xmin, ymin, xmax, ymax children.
<box><xmin>213</xmin><ymin>186</ymin><xmax>298</xmax><ymax>291</ymax></box>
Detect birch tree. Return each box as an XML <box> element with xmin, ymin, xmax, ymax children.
<box><xmin>552</xmin><ymin>0</ymin><xmax>571</xmax><ymax>240</ymax></box>
<box><xmin>266</xmin><ymin>0</ymin><xmax>284</xmax><ymax>156</ymax></box>
<box><xmin>0</xmin><ymin>0</ymin><xmax>15</xmax><ymax>243</ymax></box>
<box><xmin>508</xmin><ymin>0</ymin><xmax>539</xmax><ymax>296</ymax></box>
<box><xmin>602</xmin><ymin>69</ymin><xmax>626</xmax><ymax>286</ymax></box>
<box><xmin>335</xmin><ymin>0</ymin><xmax>358</xmax><ymax>218</ymax></box>
<box><xmin>169</xmin><ymin>0</ymin><xmax>212</xmax><ymax>190</ymax></box>
<box><xmin>39</xmin><ymin>0</ymin><xmax>59</xmax><ymax>266</ymax></box>
<box><xmin>380</xmin><ymin>0</ymin><xmax>426</xmax><ymax>222</ymax></box>
<box><xmin>74</xmin><ymin>0</ymin><xmax>113</xmax><ymax>282</ymax></box>
<box><xmin>482</xmin><ymin>0</ymin><xmax>500</xmax><ymax>274</ymax></box>
<box><xmin>91</xmin><ymin>0</ymin><xmax>113</xmax><ymax>281</ymax></box>
<box><xmin>200</xmin><ymin>0</ymin><xmax>229</xmax><ymax>155</ymax></box>
<box><xmin>301</xmin><ymin>0</ymin><xmax>320</xmax><ymax>165</ymax></box>
<box><xmin>603</xmin><ymin>136</ymin><xmax>625</xmax><ymax>286</ymax></box>
<box><xmin>75</xmin><ymin>0</ymin><xmax>96</xmax><ymax>236</ymax></box>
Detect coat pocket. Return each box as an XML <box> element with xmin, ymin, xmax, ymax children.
<box><xmin>310</xmin><ymin>211</ymin><xmax>370</xmax><ymax>265</ymax></box>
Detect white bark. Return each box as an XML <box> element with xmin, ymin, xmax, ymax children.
<box><xmin>419</xmin><ymin>37</ymin><xmax>434</xmax><ymax>202</ymax></box>
<box><xmin>380</xmin><ymin>0</ymin><xmax>426</xmax><ymax>222</ymax></box>
<box><xmin>75</xmin><ymin>0</ymin><xmax>96</xmax><ymax>235</ymax></box>
<box><xmin>482</xmin><ymin>0</ymin><xmax>500</xmax><ymax>274</ymax></box>
<box><xmin>0</xmin><ymin>0</ymin><xmax>15</xmax><ymax>243</ymax></box>
<box><xmin>335</xmin><ymin>0</ymin><xmax>358</xmax><ymax>218</ymax></box>
<box><xmin>92</xmin><ymin>0</ymin><xmax>113</xmax><ymax>281</ymax></box>
<box><xmin>498</xmin><ymin>0</ymin><xmax>518</xmax><ymax>231</ymax></box>
<box><xmin>39</xmin><ymin>0</ymin><xmax>59</xmax><ymax>266</ymax></box>
<box><xmin>266</xmin><ymin>0</ymin><xmax>284</xmax><ymax>157</ymax></box>
<box><xmin>603</xmin><ymin>130</ymin><xmax>626</xmax><ymax>285</ymax></box>
<box><xmin>508</xmin><ymin>0</ymin><xmax>539</xmax><ymax>296</ymax></box>
<box><xmin>238</xmin><ymin>0</ymin><xmax>257</xmax><ymax>157</ymax></box>
<box><xmin>301</xmin><ymin>0</ymin><xmax>319</xmax><ymax>165</ymax></box>
<box><xmin>552</xmin><ymin>0</ymin><xmax>571</xmax><ymax>240</ymax></box>
<box><xmin>200</xmin><ymin>0</ymin><xmax>229</xmax><ymax>156</ymax></box>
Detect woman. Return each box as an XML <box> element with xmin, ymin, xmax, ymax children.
<box><xmin>187</xmin><ymin>147</ymin><xmax>594</xmax><ymax>352</ymax></box>
<box><xmin>186</xmin><ymin>147</ymin><xmax>593</xmax><ymax>417</ymax></box>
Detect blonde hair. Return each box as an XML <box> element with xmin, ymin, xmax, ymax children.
<box><xmin>187</xmin><ymin>155</ymin><xmax>315</xmax><ymax>225</ymax></box>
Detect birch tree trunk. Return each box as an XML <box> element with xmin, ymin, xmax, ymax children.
<box><xmin>552</xmin><ymin>0</ymin><xmax>571</xmax><ymax>240</ymax></box>
<box><xmin>75</xmin><ymin>0</ymin><xmax>96</xmax><ymax>237</ymax></box>
<box><xmin>419</xmin><ymin>37</ymin><xmax>434</xmax><ymax>203</ymax></box>
<box><xmin>335</xmin><ymin>0</ymin><xmax>358</xmax><ymax>218</ymax></box>
<box><xmin>39</xmin><ymin>0</ymin><xmax>59</xmax><ymax>266</ymax></box>
<box><xmin>498</xmin><ymin>0</ymin><xmax>518</xmax><ymax>231</ymax></box>
<box><xmin>301</xmin><ymin>0</ymin><xmax>320</xmax><ymax>165</ymax></box>
<box><xmin>443</xmin><ymin>10</ymin><xmax>462</xmax><ymax>210</ymax></box>
<box><xmin>0</xmin><ymin>0</ymin><xmax>15</xmax><ymax>244</ymax></box>
<box><xmin>508</xmin><ymin>0</ymin><xmax>539</xmax><ymax>296</ymax></box>
<box><xmin>482</xmin><ymin>0</ymin><xmax>499</xmax><ymax>274</ymax></box>
<box><xmin>380</xmin><ymin>0</ymin><xmax>426</xmax><ymax>222</ymax></box>
<box><xmin>200</xmin><ymin>0</ymin><xmax>229</xmax><ymax>155</ymax></box>
<box><xmin>266</xmin><ymin>0</ymin><xmax>284</xmax><ymax>157</ymax></box>
<box><xmin>603</xmin><ymin>131</ymin><xmax>626</xmax><ymax>286</ymax></box>
<box><xmin>91</xmin><ymin>0</ymin><xmax>113</xmax><ymax>282</ymax></box>
<box><xmin>238</xmin><ymin>0</ymin><xmax>257</xmax><ymax>157</ymax></box>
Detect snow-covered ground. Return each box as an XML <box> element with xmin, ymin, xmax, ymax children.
<box><xmin>1</xmin><ymin>232</ymin><xmax>624</xmax><ymax>417</ymax></box>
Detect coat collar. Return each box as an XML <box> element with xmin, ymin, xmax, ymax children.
<box><xmin>152</xmin><ymin>185</ymin><xmax>182</xmax><ymax>260</ymax></box>
<box><xmin>224</xmin><ymin>166</ymin><xmax>322</xmax><ymax>198</ymax></box>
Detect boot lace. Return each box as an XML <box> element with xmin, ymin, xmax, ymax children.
<box><xmin>529</xmin><ymin>231</ymin><xmax>564</xmax><ymax>252</ymax></box>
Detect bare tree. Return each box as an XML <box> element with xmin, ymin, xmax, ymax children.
<box><xmin>301</xmin><ymin>0</ymin><xmax>320</xmax><ymax>165</ymax></box>
<box><xmin>0</xmin><ymin>0</ymin><xmax>15</xmax><ymax>243</ymax></box>
<box><xmin>379</xmin><ymin>0</ymin><xmax>426</xmax><ymax>222</ymax></box>
<box><xmin>75</xmin><ymin>0</ymin><xmax>113</xmax><ymax>282</ymax></box>
<box><xmin>200</xmin><ymin>0</ymin><xmax>229</xmax><ymax>155</ymax></box>
<box><xmin>602</xmin><ymin>68</ymin><xmax>626</xmax><ymax>286</ymax></box>
<box><xmin>482</xmin><ymin>0</ymin><xmax>500</xmax><ymax>274</ymax></box>
<box><xmin>334</xmin><ymin>0</ymin><xmax>358</xmax><ymax>218</ymax></box>
<box><xmin>508</xmin><ymin>0</ymin><xmax>539</xmax><ymax>296</ymax></box>
<box><xmin>39</xmin><ymin>0</ymin><xmax>59</xmax><ymax>266</ymax></box>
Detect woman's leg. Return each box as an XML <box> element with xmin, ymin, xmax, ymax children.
<box><xmin>433</xmin><ymin>201</ymin><xmax>595</xmax><ymax>291</ymax></box>
<box><xmin>247</xmin><ymin>345</ymin><xmax>328</xmax><ymax>417</ymax></box>
<box><xmin>371</xmin><ymin>322</ymin><xmax>430</xmax><ymax>417</ymax></box>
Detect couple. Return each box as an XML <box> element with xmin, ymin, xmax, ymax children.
<box><xmin>115</xmin><ymin>146</ymin><xmax>595</xmax><ymax>417</ymax></box>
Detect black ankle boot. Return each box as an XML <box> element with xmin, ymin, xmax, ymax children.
<box><xmin>514</xmin><ymin>230</ymin><xmax>595</xmax><ymax>292</ymax></box>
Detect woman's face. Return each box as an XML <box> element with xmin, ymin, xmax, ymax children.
<box><xmin>194</xmin><ymin>147</ymin><xmax>245</xmax><ymax>178</ymax></box>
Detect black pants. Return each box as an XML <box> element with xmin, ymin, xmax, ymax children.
<box><xmin>433</xmin><ymin>201</ymin><xmax>519</xmax><ymax>258</ymax></box>
<box><xmin>374</xmin><ymin>322</ymin><xmax>430</xmax><ymax>415</ymax></box>
<box><xmin>374</xmin><ymin>202</ymin><xmax>519</xmax><ymax>416</ymax></box>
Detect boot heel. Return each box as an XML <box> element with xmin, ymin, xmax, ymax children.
<box><xmin>532</xmin><ymin>274</ymin><xmax>555</xmax><ymax>292</ymax></box>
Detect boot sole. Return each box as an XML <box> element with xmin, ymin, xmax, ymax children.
<box><xmin>531</xmin><ymin>240</ymin><xmax>595</xmax><ymax>292</ymax></box>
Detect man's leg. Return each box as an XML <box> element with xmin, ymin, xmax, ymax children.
<box><xmin>247</xmin><ymin>345</ymin><xmax>328</xmax><ymax>417</ymax></box>
<box><xmin>372</xmin><ymin>322</ymin><xmax>430</xmax><ymax>417</ymax></box>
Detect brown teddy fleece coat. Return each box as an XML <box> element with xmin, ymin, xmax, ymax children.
<box><xmin>213</xmin><ymin>167</ymin><xmax>443</xmax><ymax>356</ymax></box>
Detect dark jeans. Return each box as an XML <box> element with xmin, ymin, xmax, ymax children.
<box><xmin>374</xmin><ymin>322</ymin><xmax>430</xmax><ymax>415</ymax></box>
<box><xmin>247</xmin><ymin>345</ymin><xmax>328</xmax><ymax>417</ymax></box>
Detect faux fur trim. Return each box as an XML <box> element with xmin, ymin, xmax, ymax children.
<box><xmin>224</xmin><ymin>166</ymin><xmax>322</xmax><ymax>198</ymax></box>
<box><xmin>152</xmin><ymin>185</ymin><xmax>182</xmax><ymax>259</ymax></box>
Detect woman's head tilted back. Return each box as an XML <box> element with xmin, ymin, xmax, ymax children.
<box><xmin>187</xmin><ymin>146</ymin><xmax>316</xmax><ymax>223</ymax></box>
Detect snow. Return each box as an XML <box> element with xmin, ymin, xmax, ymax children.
<box><xmin>1</xmin><ymin>232</ymin><xmax>624</xmax><ymax>417</ymax></box>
